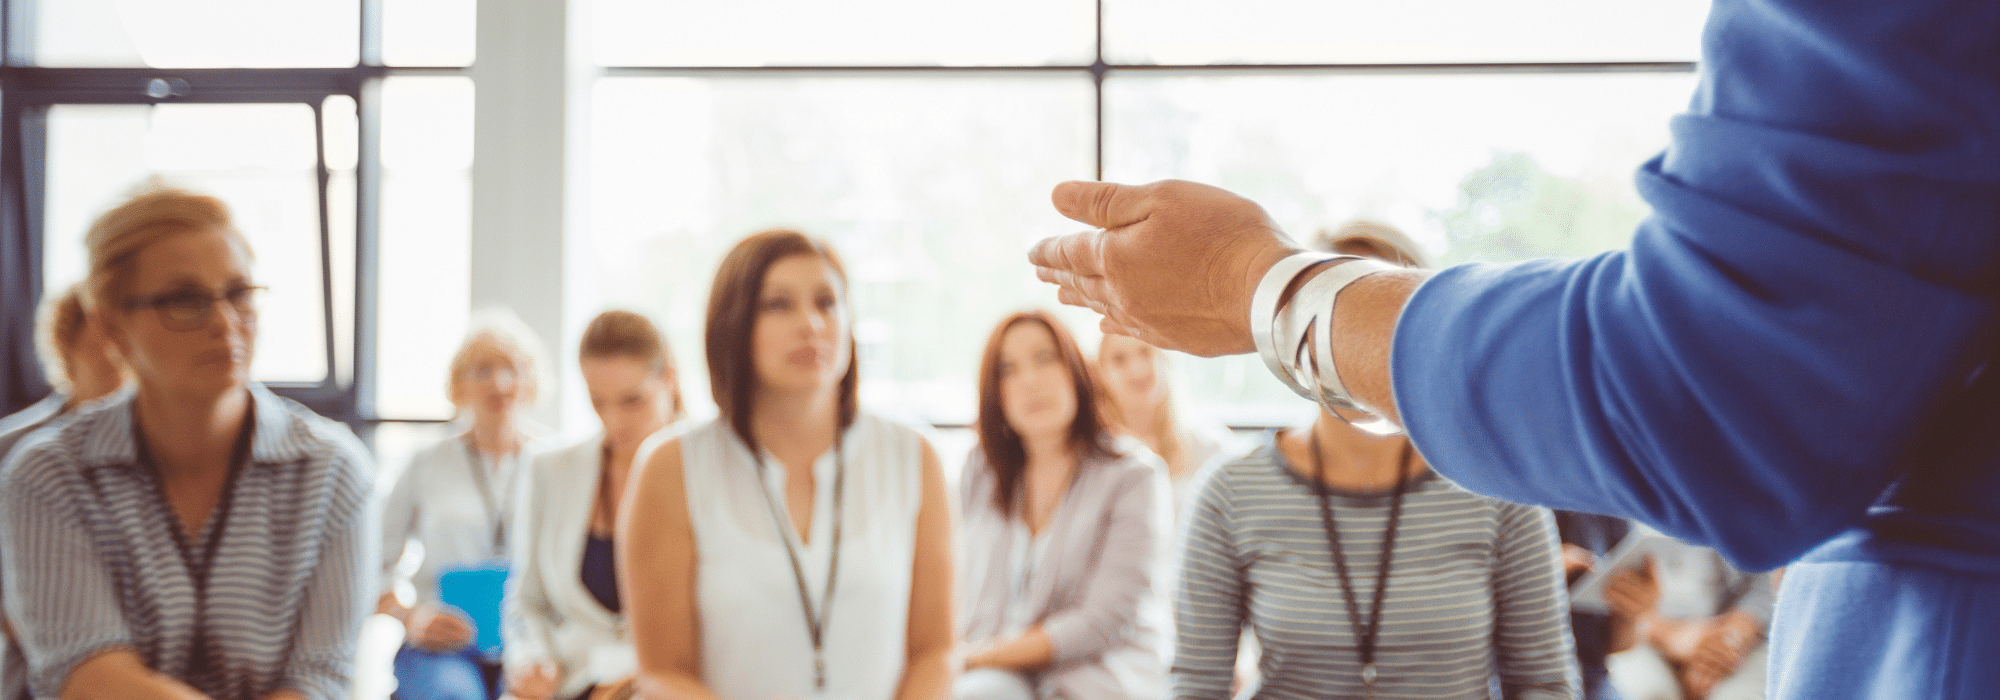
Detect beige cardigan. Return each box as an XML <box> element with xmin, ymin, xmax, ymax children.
<box><xmin>503</xmin><ymin>435</ymin><xmax>636</xmax><ymax>699</ymax></box>
<box><xmin>956</xmin><ymin>442</ymin><xmax>1175</xmax><ymax>700</ymax></box>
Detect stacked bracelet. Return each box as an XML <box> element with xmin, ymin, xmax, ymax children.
<box><xmin>1250</xmin><ymin>251</ymin><xmax>1403</xmax><ymax>436</ymax></box>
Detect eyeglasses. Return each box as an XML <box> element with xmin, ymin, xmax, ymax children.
<box><xmin>124</xmin><ymin>285</ymin><xmax>266</xmax><ymax>332</ymax></box>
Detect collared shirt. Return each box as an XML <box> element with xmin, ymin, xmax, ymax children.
<box><xmin>380</xmin><ymin>432</ymin><xmax>532</xmax><ymax>606</ymax></box>
<box><xmin>0</xmin><ymin>392</ymin><xmax>69</xmax><ymax>700</ymax></box>
<box><xmin>0</xmin><ymin>385</ymin><xmax>376</xmax><ymax>700</ymax></box>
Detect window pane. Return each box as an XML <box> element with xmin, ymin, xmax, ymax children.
<box><xmin>43</xmin><ymin>103</ymin><xmax>330</xmax><ymax>384</ymax></box>
<box><xmin>37</xmin><ymin>0</ymin><xmax>359</xmax><ymax>67</ymax></box>
<box><xmin>383</xmin><ymin>0</ymin><xmax>475</xmax><ymax>67</ymax></box>
<box><xmin>375</xmin><ymin>76</ymin><xmax>474</xmax><ymax>420</ymax></box>
<box><xmin>1104</xmin><ymin>0</ymin><xmax>1707</xmax><ymax>65</ymax></box>
<box><xmin>588</xmin><ymin>76</ymin><xmax>1094</xmax><ymax>426</ymax></box>
<box><xmin>590</xmin><ymin>0</ymin><xmax>1094</xmax><ymax>67</ymax></box>
<box><xmin>1106</xmin><ymin>72</ymin><xmax>1696</xmax><ymax>422</ymax></box>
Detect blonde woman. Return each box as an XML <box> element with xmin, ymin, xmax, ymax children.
<box><xmin>1171</xmin><ymin>224</ymin><xmax>1576</xmax><ymax>700</ymax></box>
<box><xmin>620</xmin><ymin>230</ymin><xmax>954</xmax><ymax>700</ymax></box>
<box><xmin>1094</xmin><ymin>334</ymin><xmax>1238</xmax><ymax>512</ymax></box>
<box><xmin>380</xmin><ymin>310</ymin><xmax>548</xmax><ymax>700</ymax></box>
<box><xmin>0</xmin><ymin>188</ymin><xmax>373</xmax><ymax>700</ymax></box>
<box><xmin>504</xmin><ymin>310</ymin><xmax>685</xmax><ymax>700</ymax></box>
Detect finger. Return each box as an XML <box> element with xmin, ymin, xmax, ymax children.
<box><xmin>1027</xmin><ymin>230</ymin><xmax>1108</xmax><ymax>276</ymax></box>
<box><xmin>1051</xmin><ymin>180</ymin><xmax>1150</xmax><ymax>229</ymax></box>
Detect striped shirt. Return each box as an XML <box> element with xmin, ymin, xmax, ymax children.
<box><xmin>1173</xmin><ymin>437</ymin><xmax>1577</xmax><ymax>700</ymax></box>
<box><xmin>0</xmin><ymin>392</ymin><xmax>70</xmax><ymax>700</ymax></box>
<box><xmin>0</xmin><ymin>385</ymin><xmax>376</xmax><ymax>700</ymax></box>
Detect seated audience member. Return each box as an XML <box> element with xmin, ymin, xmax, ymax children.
<box><xmin>620</xmin><ymin>230</ymin><xmax>954</xmax><ymax>700</ymax></box>
<box><xmin>380</xmin><ymin>310</ymin><xmax>549</xmax><ymax>700</ymax></box>
<box><xmin>504</xmin><ymin>310</ymin><xmax>686</xmax><ymax>700</ymax></box>
<box><xmin>1558</xmin><ymin>511</ymin><xmax>1637</xmax><ymax>700</ymax></box>
<box><xmin>1094</xmin><ymin>332</ymin><xmax>1240</xmax><ymax>514</ymax></box>
<box><xmin>956</xmin><ymin>311</ymin><xmax>1173</xmax><ymax>700</ymax></box>
<box><xmin>1603</xmin><ymin>541</ymin><xmax>1774</xmax><ymax>700</ymax></box>
<box><xmin>1171</xmin><ymin>223</ymin><xmax>1578</xmax><ymax>700</ymax></box>
<box><xmin>0</xmin><ymin>187</ymin><xmax>374</xmax><ymax>700</ymax></box>
<box><xmin>0</xmin><ymin>283</ymin><xmax>130</xmax><ymax>700</ymax></box>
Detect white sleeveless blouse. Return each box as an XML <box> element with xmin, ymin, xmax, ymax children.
<box><xmin>680</xmin><ymin>413</ymin><xmax>926</xmax><ymax>700</ymax></box>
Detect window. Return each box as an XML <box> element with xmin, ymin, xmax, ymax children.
<box><xmin>1</xmin><ymin>0</ymin><xmax>473</xmax><ymax>425</ymax></box>
<box><xmin>585</xmin><ymin>0</ymin><xmax>1708</xmax><ymax>427</ymax></box>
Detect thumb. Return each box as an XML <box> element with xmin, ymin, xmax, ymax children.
<box><xmin>1051</xmin><ymin>180</ymin><xmax>1149</xmax><ymax>229</ymax></box>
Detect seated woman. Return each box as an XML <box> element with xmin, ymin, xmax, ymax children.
<box><xmin>0</xmin><ymin>282</ymin><xmax>129</xmax><ymax>700</ymax></box>
<box><xmin>1171</xmin><ymin>223</ymin><xmax>1578</xmax><ymax>700</ymax></box>
<box><xmin>1094</xmin><ymin>332</ymin><xmax>1239</xmax><ymax>514</ymax></box>
<box><xmin>379</xmin><ymin>310</ymin><xmax>549</xmax><ymax>700</ymax></box>
<box><xmin>0</xmin><ymin>187</ymin><xmax>374</xmax><ymax>700</ymax></box>
<box><xmin>620</xmin><ymin>230</ymin><xmax>954</xmax><ymax>700</ymax></box>
<box><xmin>504</xmin><ymin>310</ymin><xmax>686</xmax><ymax>700</ymax></box>
<box><xmin>956</xmin><ymin>310</ymin><xmax>1173</xmax><ymax>700</ymax></box>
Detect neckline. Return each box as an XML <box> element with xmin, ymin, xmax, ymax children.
<box><xmin>1266</xmin><ymin>432</ymin><xmax>1434</xmax><ymax>502</ymax></box>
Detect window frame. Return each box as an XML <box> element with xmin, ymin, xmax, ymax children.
<box><xmin>0</xmin><ymin>0</ymin><xmax>467</xmax><ymax>433</ymax></box>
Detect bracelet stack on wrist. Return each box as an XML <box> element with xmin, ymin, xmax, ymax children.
<box><xmin>1250</xmin><ymin>251</ymin><xmax>1402</xmax><ymax>436</ymax></box>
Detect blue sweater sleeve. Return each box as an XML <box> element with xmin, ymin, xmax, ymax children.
<box><xmin>1390</xmin><ymin>0</ymin><xmax>2000</xmax><ymax>571</ymax></box>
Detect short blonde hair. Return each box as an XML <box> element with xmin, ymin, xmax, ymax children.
<box><xmin>32</xmin><ymin>283</ymin><xmax>91</xmax><ymax>392</ymax></box>
<box><xmin>83</xmin><ymin>186</ymin><xmax>250</xmax><ymax>311</ymax></box>
<box><xmin>1309</xmin><ymin>220</ymin><xmax>1430</xmax><ymax>269</ymax></box>
<box><xmin>446</xmin><ymin>308</ymin><xmax>549</xmax><ymax>409</ymax></box>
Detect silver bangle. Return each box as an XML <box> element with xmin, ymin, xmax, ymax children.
<box><xmin>1288</xmin><ymin>258</ymin><xmax>1402</xmax><ymax>436</ymax></box>
<box><xmin>1250</xmin><ymin>251</ymin><xmax>1343</xmax><ymax>400</ymax></box>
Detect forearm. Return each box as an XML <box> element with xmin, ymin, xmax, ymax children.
<box><xmin>61</xmin><ymin>650</ymin><xmax>211</xmax><ymax>700</ymax></box>
<box><xmin>1316</xmin><ymin>266</ymin><xmax>1429</xmax><ymax>426</ymax></box>
<box><xmin>635</xmin><ymin>669</ymin><xmax>728</xmax><ymax>700</ymax></box>
<box><xmin>894</xmin><ymin>645</ymin><xmax>954</xmax><ymax>700</ymax></box>
<box><xmin>966</xmin><ymin>627</ymin><xmax>1054</xmax><ymax>672</ymax></box>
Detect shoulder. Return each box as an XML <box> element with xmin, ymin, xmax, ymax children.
<box><xmin>0</xmin><ymin>425</ymin><xmax>80</xmax><ymax>499</ymax></box>
<box><xmin>529</xmin><ymin>435</ymin><xmax>602</xmax><ymax>473</ymax></box>
<box><xmin>850</xmin><ymin>411</ymin><xmax>930</xmax><ymax>454</ymax></box>
<box><xmin>258</xmin><ymin>395</ymin><xmax>376</xmax><ymax>509</ymax></box>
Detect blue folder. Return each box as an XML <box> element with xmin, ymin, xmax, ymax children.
<box><xmin>436</xmin><ymin>558</ymin><xmax>511</xmax><ymax>656</ymax></box>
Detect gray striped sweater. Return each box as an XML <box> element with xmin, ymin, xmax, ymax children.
<box><xmin>1173</xmin><ymin>437</ymin><xmax>1577</xmax><ymax>700</ymax></box>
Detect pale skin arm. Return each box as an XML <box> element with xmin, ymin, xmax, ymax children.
<box><xmin>894</xmin><ymin>440</ymin><xmax>958</xmax><ymax>700</ymax></box>
<box><xmin>618</xmin><ymin>438</ymin><xmax>727</xmax><ymax>700</ymax></box>
<box><xmin>1028</xmin><ymin>179</ymin><xmax>1427</xmax><ymax>426</ymax></box>
<box><xmin>963</xmin><ymin>629</ymin><xmax>1053</xmax><ymax>672</ymax></box>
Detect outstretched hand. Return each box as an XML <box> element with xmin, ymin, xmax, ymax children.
<box><xmin>1030</xmin><ymin>179</ymin><xmax>1300</xmax><ymax>357</ymax></box>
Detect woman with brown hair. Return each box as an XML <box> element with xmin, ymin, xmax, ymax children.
<box><xmin>955</xmin><ymin>311</ymin><xmax>1173</xmax><ymax>700</ymax></box>
<box><xmin>0</xmin><ymin>187</ymin><xmax>374</xmax><ymax>700</ymax></box>
<box><xmin>504</xmin><ymin>309</ymin><xmax>686</xmax><ymax>700</ymax></box>
<box><xmin>619</xmin><ymin>230</ymin><xmax>954</xmax><ymax>700</ymax></box>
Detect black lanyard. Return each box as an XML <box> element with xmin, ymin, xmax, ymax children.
<box><xmin>1307</xmin><ymin>429</ymin><xmax>1412</xmax><ymax>692</ymax></box>
<box><xmin>135</xmin><ymin>409</ymin><xmax>254</xmax><ymax>696</ymax></box>
<box><xmin>460</xmin><ymin>436</ymin><xmax>508</xmax><ymax>554</ymax></box>
<box><xmin>754</xmin><ymin>434</ymin><xmax>846</xmax><ymax>693</ymax></box>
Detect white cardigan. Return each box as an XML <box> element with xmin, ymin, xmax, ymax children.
<box><xmin>503</xmin><ymin>435</ymin><xmax>635</xmax><ymax>698</ymax></box>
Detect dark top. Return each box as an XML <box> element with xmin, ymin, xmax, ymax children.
<box><xmin>580</xmin><ymin>534</ymin><xmax>619</xmax><ymax>613</ymax></box>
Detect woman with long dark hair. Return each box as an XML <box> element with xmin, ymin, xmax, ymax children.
<box><xmin>619</xmin><ymin>230</ymin><xmax>955</xmax><ymax>700</ymax></box>
<box><xmin>955</xmin><ymin>310</ymin><xmax>1172</xmax><ymax>700</ymax></box>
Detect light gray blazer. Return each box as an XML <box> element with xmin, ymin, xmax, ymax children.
<box><xmin>503</xmin><ymin>435</ymin><xmax>635</xmax><ymax>699</ymax></box>
<box><xmin>957</xmin><ymin>442</ymin><xmax>1175</xmax><ymax>700</ymax></box>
